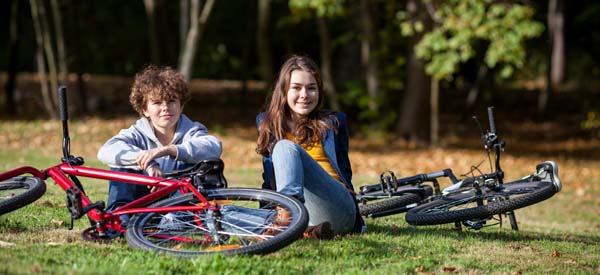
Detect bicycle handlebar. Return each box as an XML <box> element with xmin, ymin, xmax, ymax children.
<box><xmin>58</xmin><ymin>86</ymin><xmax>72</xmax><ymax>162</ymax></box>
<box><xmin>487</xmin><ymin>106</ymin><xmax>496</xmax><ymax>134</ymax></box>
<box><xmin>58</xmin><ymin>86</ymin><xmax>68</xmax><ymax>121</ymax></box>
<box><xmin>398</xmin><ymin>169</ymin><xmax>458</xmax><ymax>185</ymax></box>
<box><xmin>359</xmin><ymin>169</ymin><xmax>459</xmax><ymax>194</ymax></box>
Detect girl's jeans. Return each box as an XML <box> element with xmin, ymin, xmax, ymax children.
<box><xmin>272</xmin><ymin>140</ymin><xmax>356</xmax><ymax>234</ymax></box>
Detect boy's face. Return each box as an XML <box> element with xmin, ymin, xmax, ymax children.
<box><xmin>143</xmin><ymin>95</ymin><xmax>182</xmax><ymax>132</ymax></box>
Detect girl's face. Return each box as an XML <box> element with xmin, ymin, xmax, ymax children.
<box><xmin>286</xmin><ymin>70</ymin><xmax>319</xmax><ymax>117</ymax></box>
<box><xmin>143</xmin><ymin>96</ymin><xmax>182</xmax><ymax>132</ymax></box>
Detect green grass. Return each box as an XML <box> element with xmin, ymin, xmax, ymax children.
<box><xmin>1</xmin><ymin>120</ymin><xmax>599</xmax><ymax>274</ymax></box>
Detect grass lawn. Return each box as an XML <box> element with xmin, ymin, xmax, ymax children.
<box><xmin>1</xmin><ymin>118</ymin><xmax>599</xmax><ymax>275</ymax></box>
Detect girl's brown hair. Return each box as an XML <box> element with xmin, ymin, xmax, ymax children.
<box><xmin>256</xmin><ymin>55</ymin><xmax>336</xmax><ymax>155</ymax></box>
<box><xmin>129</xmin><ymin>65</ymin><xmax>191</xmax><ymax>116</ymax></box>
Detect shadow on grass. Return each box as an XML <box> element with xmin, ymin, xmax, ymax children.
<box><xmin>366</xmin><ymin>223</ymin><xmax>600</xmax><ymax>246</ymax></box>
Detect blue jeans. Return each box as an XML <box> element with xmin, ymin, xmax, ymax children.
<box><xmin>107</xmin><ymin>167</ymin><xmax>276</xmax><ymax>234</ymax></box>
<box><xmin>272</xmin><ymin>140</ymin><xmax>356</xmax><ymax>234</ymax></box>
<box><xmin>106</xmin><ymin>168</ymin><xmax>150</xmax><ymax>212</ymax></box>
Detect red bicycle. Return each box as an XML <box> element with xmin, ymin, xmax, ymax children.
<box><xmin>0</xmin><ymin>87</ymin><xmax>308</xmax><ymax>256</ymax></box>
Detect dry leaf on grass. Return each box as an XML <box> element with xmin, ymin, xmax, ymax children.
<box><xmin>564</xmin><ymin>259</ymin><xmax>577</xmax><ymax>264</ymax></box>
<box><xmin>442</xmin><ymin>266</ymin><xmax>457</xmax><ymax>273</ymax></box>
<box><xmin>0</xmin><ymin>240</ymin><xmax>15</xmax><ymax>247</ymax></box>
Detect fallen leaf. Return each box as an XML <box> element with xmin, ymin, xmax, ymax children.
<box><xmin>51</xmin><ymin>219</ymin><xmax>64</xmax><ymax>226</ymax></box>
<box><xmin>564</xmin><ymin>259</ymin><xmax>577</xmax><ymax>264</ymax></box>
<box><xmin>31</xmin><ymin>264</ymin><xmax>43</xmax><ymax>273</ymax></box>
<box><xmin>0</xmin><ymin>240</ymin><xmax>15</xmax><ymax>247</ymax></box>
<box><xmin>414</xmin><ymin>266</ymin><xmax>435</xmax><ymax>275</ymax></box>
<box><xmin>550</xmin><ymin>250</ymin><xmax>561</xmax><ymax>257</ymax></box>
<box><xmin>443</xmin><ymin>266</ymin><xmax>457</xmax><ymax>273</ymax></box>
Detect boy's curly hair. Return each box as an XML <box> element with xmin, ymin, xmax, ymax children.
<box><xmin>129</xmin><ymin>65</ymin><xmax>191</xmax><ymax>116</ymax></box>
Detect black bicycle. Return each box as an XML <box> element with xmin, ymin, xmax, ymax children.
<box><xmin>357</xmin><ymin>107</ymin><xmax>562</xmax><ymax>230</ymax></box>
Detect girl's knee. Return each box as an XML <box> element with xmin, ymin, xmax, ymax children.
<box><xmin>272</xmin><ymin>139</ymin><xmax>300</xmax><ymax>156</ymax></box>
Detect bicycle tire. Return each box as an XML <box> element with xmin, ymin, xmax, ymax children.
<box><xmin>126</xmin><ymin>188</ymin><xmax>308</xmax><ymax>256</ymax></box>
<box><xmin>405</xmin><ymin>180</ymin><xmax>556</xmax><ymax>226</ymax></box>
<box><xmin>359</xmin><ymin>193</ymin><xmax>422</xmax><ymax>217</ymax></box>
<box><xmin>0</xmin><ymin>176</ymin><xmax>46</xmax><ymax>215</ymax></box>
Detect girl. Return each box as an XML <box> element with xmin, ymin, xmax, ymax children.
<box><xmin>256</xmin><ymin>55</ymin><xmax>365</xmax><ymax>238</ymax></box>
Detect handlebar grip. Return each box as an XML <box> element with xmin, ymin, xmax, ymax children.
<box><xmin>425</xmin><ymin>170</ymin><xmax>445</xmax><ymax>179</ymax></box>
<box><xmin>487</xmin><ymin>106</ymin><xmax>496</xmax><ymax>134</ymax></box>
<box><xmin>58</xmin><ymin>86</ymin><xmax>68</xmax><ymax>121</ymax></box>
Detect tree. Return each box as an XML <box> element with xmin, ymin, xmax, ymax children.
<box><xmin>4</xmin><ymin>0</ymin><xmax>20</xmax><ymax>115</ymax></box>
<box><xmin>289</xmin><ymin>0</ymin><xmax>347</xmax><ymax>110</ymax></box>
<box><xmin>178</xmin><ymin>0</ymin><xmax>216</xmax><ymax>82</ymax></box>
<box><xmin>30</xmin><ymin>0</ymin><xmax>63</xmax><ymax>118</ymax></box>
<box><xmin>399</xmin><ymin>0</ymin><xmax>544</xmax><ymax>144</ymax></box>
<box><xmin>539</xmin><ymin>0</ymin><xmax>566</xmax><ymax>114</ymax></box>
<box><xmin>257</xmin><ymin>0</ymin><xmax>274</xmax><ymax>83</ymax></box>
<box><xmin>395</xmin><ymin>0</ymin><xmax>432</xmax><ymax>143</ymax></box>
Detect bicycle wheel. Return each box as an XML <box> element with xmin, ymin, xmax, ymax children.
<box><xmin>126</xmin><ymin>188</ymin><xmax>308</xmax><ymax>256</ymax></box>
<box><xmin>0</xmin><ymin>176</ymin><xmax>46</xmax><ymax>215</ymax></box>
<box><xmin>405</xmin><ymin>180</ymin><xmax>556</xmax><ymax>226</ymax></box>
<box><xmin>359</xmin><ymin>193</ymin><xmax>422</xmax><ymax>217</ymax></box>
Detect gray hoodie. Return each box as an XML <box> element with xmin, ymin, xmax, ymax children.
<box><xmin>97</xmin><ymin>114</ymin><xmax>222</xmax><ymax>172</ymax></box>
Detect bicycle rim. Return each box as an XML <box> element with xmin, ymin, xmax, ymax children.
<box><xmin>125</xmin><ymin>188</ymin><xmax>308</xmax><ymax>256</ymax></box>
<box><xmin>405</xmin><ymin>180</ymin><xmax>556</xmax><ymax>226</ymax></box>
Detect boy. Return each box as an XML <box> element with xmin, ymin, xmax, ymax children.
<box><xmin>97</xmin><ymin>65</ymin><xmax>222</xmax><ymax>212</ymax></box>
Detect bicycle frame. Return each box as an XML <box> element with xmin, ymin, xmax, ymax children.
<box><xmin>0</xmin><ymin>163</ymin><xmax>213</xmax><ymax>234</ymax></box>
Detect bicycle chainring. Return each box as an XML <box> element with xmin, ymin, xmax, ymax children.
<box><xmin>81</xmin><ymin>227</ymin><xmax>122</xmax><ymax>243</ymax></box>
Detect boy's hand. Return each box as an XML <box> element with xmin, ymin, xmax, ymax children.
<box><xmin>146</xmin><ymin>164</ymin><xmax>163</xmax><ymax>178</ymax></box>
<box><xmin>146</xmin><ymin>165</ymin><xmax>163</xmax><ymax>193</ymax></box>
<box><xmin>136</xmin><ymin>146</ymin><xmax>177</xmax><ymax>170</ymax></box>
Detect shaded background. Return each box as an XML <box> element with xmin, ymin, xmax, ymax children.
<box><xmin>0</xmin><ymin>0</ymin><xmax>598</xmax><ymax>149</ymax></box>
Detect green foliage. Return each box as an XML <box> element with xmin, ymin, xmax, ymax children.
<box><xmin>402</xmin><ymin>0</ymin><xmax>544</xmax><ymax>80</ymax></box>
<box><xmin>289</xmin><ymin>0</ymin><xmax>346</xmax><ymax>17</ymax></box>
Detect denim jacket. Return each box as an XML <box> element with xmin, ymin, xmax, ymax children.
<box><xmin>256</xmin><ymin>111</ymin><xmax>365</xmax><ymax>232</ymax></box>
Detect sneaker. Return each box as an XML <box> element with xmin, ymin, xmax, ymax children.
<box><xmin>158</xmin><ymin>212</ymin><xmax>183</xmax><ymax>231</ymax></box>
<box><xmin>303</xmin><ymin>222</ymin><xmax>334</xmax><ymax>240</ymax></box>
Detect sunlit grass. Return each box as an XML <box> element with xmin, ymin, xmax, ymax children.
<box><xmin>1</xmin><ymin>119</ymin><xmax>599</xmax><ymax>274</ymax></box>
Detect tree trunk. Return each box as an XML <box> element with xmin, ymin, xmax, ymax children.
<box><xmin>316</xmin><ymin>16</ymin><xmax>340</xmax><ymax>110</ymax></box>
<box><xmin>50</xmin><ymin>0</ymin><xmax>67</xmax><ymax>83</ymax></box>
<box><xmin>143</xmin><ymin>0</ymin><xmax>160</xmax><ymax>63</ymax></box>
<box><xmin>466</xmin><ymin>63</ymin><xmax>488</xmax><ymax>109</ymax></box>
<box><xmin>360</xmin><ymin>0</ymin><xmax>379</xmax><ymax>113</ymax></box>
<box><xmin>4</xmin><ymin>0</ymin><xmax>19</xmax><ymax>115</ymax></box>
<box><xmin>38</xmin><ymin>0</ymin><xmax>59</xmax><ymax>110</ymax></box>
<box><xmin>256</xmin><ymin>0</ymin><xmax>274</xmax><ymax>83</ymax></box>
<box><xmin>540</xmin><ymin>0</ymin><xmax>565</xmax><ymax>115</ymax></box>
<box><xmin>397</xmin><ymin>0</ymin><xmax>430</xmax><ymax>143</ymax></box>
<box><xmin>178</xmin><ymin>0</ymin><xmax>215</xmax><ymax>82</ymax></box>
<box><xmin>72</xmin><ymin>1</ymin><xmax>88</xmax><ymax>113</ymax></box>
<box><xmin>549</xmin><ymin>0</ymin><xmax>566</xmax><ymax>86</ymax></box>
<box><xmin>430</xmin><ymin>77</ymin><xmax>439</xmax><ymax>146</ymax></box>
<box><xmin>30</xmin><ymin>0</ymin><xmax>58</xmax><ymax>118</ymax></box>
<box><xmin>180</xmin><ymin>0</ymin><xmax>190</xmax><ymax>48</ymax></box>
